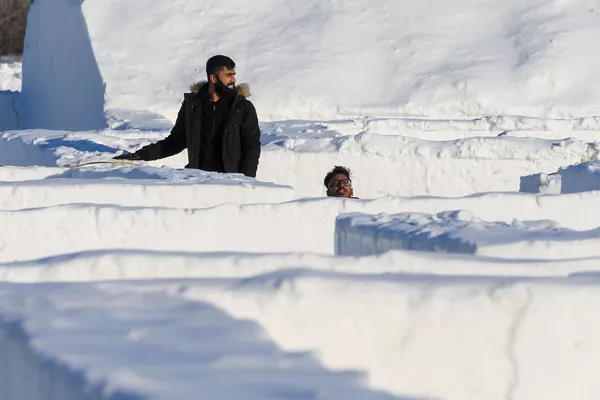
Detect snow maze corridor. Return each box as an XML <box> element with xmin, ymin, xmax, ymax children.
<box><xmin>5</xmin><ymin>0</ymin><xmax>600</xmax><ymax>398</ymax></box>
<box><xmin>2</xmin><ymin>121</ymin><xmax>600</xmax><ymax>400</ymax></box>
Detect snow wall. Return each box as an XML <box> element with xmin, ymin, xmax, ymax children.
<box><xmin>0</xmin><ymin>91</ymin><xmax>18</xmax><ymax>131</ymax></box>
<box><xmin>335</xmin><ymin>211</ymin><xmax>600</xmax><ymax>259</ymax></box>
<box><xmin>20</xmin><ymin>0</ymin><xmax>106</xmax><ymax>130</ymax></box>
<box><xmin>0</xmin><ymin>283</ymin><xmax>407</xmax><ymax>400</ymax></box>
<box><xmin>195</xmin><ymin>273</ymin><xmax>600</xmax><ymax>400</ymax></box>
<box><xmin>0</xmin><ymin>319</ymin><xmax>138</xmax><ymax>400</ymax></box>
<box><xmin>1</xmin><ymin>130</ymin><xmax>596</xmax><ymax>198</ymax></box>
<box><xmin>19</xmin><ymin>0</ymin><xmax>600</xmax><ymax>130</ymax></box>
<box><xmin>4</xmin><ymin>191</ymin><xmax>600</xmax><ymax>262</ymax></box>
<box><xmin>521</xmin><ymin>161</ymin><xmax>600</xmax><ymax>195</ymax></box>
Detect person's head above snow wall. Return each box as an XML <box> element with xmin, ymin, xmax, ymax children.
<box><xmin>324</xmin><ymin>166</ymin><xmax>355</xmax><ymax>198</ymax></box>
<box><xmin>206</xmin><ymin>55</ymin><xmax>237</xmax><ymax>100</ymax></box>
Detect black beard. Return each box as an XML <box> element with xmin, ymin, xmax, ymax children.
<box><xmin>215</xmin><ymin>79</ymin><xmax>237</xmax><ymax>99</ymax></box>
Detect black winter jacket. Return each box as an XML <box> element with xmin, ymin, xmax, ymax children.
<box><xmin>138</xmin><ymin>81</ymin><xmax>261</xmax><ymax>177</ymax></box>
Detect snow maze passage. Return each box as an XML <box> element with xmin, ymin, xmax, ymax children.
<box><xmin>6</xmin><ymin>126</ymin><xmax>600</xmax><ymax>400</ymax></box>
<box><xmin>5</xmin><ymin>0</ymin><xmax>600</xmax><ymax>399</ymax></box>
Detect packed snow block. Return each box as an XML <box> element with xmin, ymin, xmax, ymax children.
<box><xmin>556</xmin><ymin>161</ymin><xmax>600</xmax><ymax>194</ymax></box>
<box><xmin>202</xmin><ymin>273</ymin><xmax>600</xmax><ymax>400</ymax></box>
<box><xmin>0</xmin><ymin>318</ymin><xmax>137</xmax><ymax>400</ymax></box>
<box><xmin>335</xmin><ymin>210</ymin><xmax>600</xmax><ymax>259</ymax></box>
<box><xmin>0</xmin><ymin>167</ymin><xmax>295</xmax><ymax>210</ymax></box>
<box><xmin>0</xmin><ymin>166</ymin><xmax>63</xmax><ymax>182</ymax></box>
<box><xmin>258</xmin><ymin>135</ymin><xmax>597</xmax><ymax>197</ymax></box>
<box><xmin>8</xmin><ymin>191</ymin><xmax>600</xmax><ymax>263</ymax></box>
<box><xmin>363</xmin><ymin>115</ymin><xmax>600</xmax><ymax>142</ymax></box>
<box><xmin>0</xmin><ymin>284</ymin><xmax>400</xmax><ymax>400</ymax></box>
<box><xmin>519</xmin><ymin>172</ymin><xmax>561</xmax><ymax>194</ymax></box>
<box><xmin>4</xmin><ymin>245</ymin><xmax>600</xmax><ymax>284</ymax></box>
<box><xmin>5</xmin><ymin>129</ymin><xmax>598</xmax><ymax>197</ymax></box>
<box><xmin>520</xmin><ymin>161</ymin><xmax>600</xmax><ymax>194</ymax></box>
<box><xmin>0</xmin><ymin>91</ymin><xmax>18</xmax><ymax>131</ymax></box>
<box><xmin>20</xmin><ymin>0</ymin><xmax>106</xmax><ymax>130</ymax></box>
<box><xmin>0</xmin><ymin>130</ymin><xmax>80</xmax><ymax>167</ymax></box>
<box><xmin>0</xmin><ymin>179</ymin><xmax>295</xmax><ymax>210</ymax></box>
<box><xmin>21</xmin><ymin>0</ymin><xmax>600</xmax><ymax>124</ymax></box>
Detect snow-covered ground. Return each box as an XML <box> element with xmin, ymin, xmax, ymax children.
<box><xmin>20</xmin><ymin>0</ymin><xmax>600</xmax><ymax>129</ymax></box>
<box><xmin>4</xmin><ymin>0</ymin><xmax>600</xmax><ymax>399</ymax></box>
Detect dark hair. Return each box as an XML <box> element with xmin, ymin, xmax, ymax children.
<box><xmin>206</xmin><ymin>55</ymin><xmax>236</xmax><ymax>78</ymax></box>
<box><xmin>324</xmin><ymin>166</ymin><xmax>352</xmax><ymax>188</ymax></box>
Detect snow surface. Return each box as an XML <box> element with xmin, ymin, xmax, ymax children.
<box><xmin>0</xmin><ymin>57</ymin><xmax>21</xmax><ymax>131</ymax></box>
<box><xmin>0</xmin><ymin>57</ymin><xmax>20</xmax><ymax>130</ymax></box>
<box><xmin>0</xmin><ymin>282</ymin><xmax>403</xmax><ymax>400</ymax></box>
<box><xmin>559</xmin><ymin>161</ymin><xmax>600</xmax><ymax>193</ymax></box>
<box><xmin>5</xmin><ymin>0</ymin><xmax>600</xmax><ymax>399</ymax></box>
<box><xmin>3</xmin><ymin>249</ymin><xmax>600</xmax><ymax>284</ymax></box>
<box><xmin>335</xmin><ymin>210</ymin><xmax>600</xmax><ymax>259</ymax></box>
<box><xmin>520</xmin><ymin>171</ymin><xmax>562</xmax><ymax>194</ymax></box>
<box><xmin>6</xmin><ymin>136</ymin><xmax>600</xmax><ymax>398</ymax></box>
<box><xmin>0</xmin><ymin>56</ymin><xmax>21</xmax><ymax>92</ymax></box>
<box><xmin>20</xmin><ymin>0</ymin><xmax>600</xmax><ymax>128</ymax></box>
<box><xmin>6</xmin><ymin>270</ymin><xmax>600</xmax><ymax>400</ymax></box>
<box><xmin>185</xmin><ymin>271</ymin><xmax>600</xmax><ymax>400</ymax></box>
<box><xmin>363</xmin><ymin>115</ymin><xmax>600</xmax><ymax>141</ymax></box>
<box><xmin>21</xmin><ymin>0</ymin><xmax>105</xmax><ymax>130</ymax></box>
<box><xmin>0</xmin><ymin>91</ymin><xmax>18</xmax><ymax>131</ymax></box>
<box><xmin>4</xmin><ymin>191</ymin><xmax>600</xmax><ymax>263</ymax></box>
<box><xmin>2</xmin><ymin>129</ymin><xmax>598</xmax><ymax>197</ymax></box>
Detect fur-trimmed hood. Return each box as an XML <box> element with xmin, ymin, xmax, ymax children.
<box><xmin>190</xmin><ymin>81</ymin><xmax>251</xmax><ymax>98</ymax></box>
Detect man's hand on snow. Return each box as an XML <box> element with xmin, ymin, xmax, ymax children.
<box><xmin>113</xmin><ymin>152</ymin><xmax>143</xmax><ymax>161</ymax></box>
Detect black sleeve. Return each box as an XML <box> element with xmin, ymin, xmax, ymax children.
<box><xmin>239</xmin><ymin>101</ymin><xmax>261</xmax><ymax>177</ymax></box>
<box><xmin>138</xmin><ymin>100</ymin><xmax>187</xmax><ymax>161</ymax></box>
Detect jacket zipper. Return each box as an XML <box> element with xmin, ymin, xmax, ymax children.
<box><xmin>212</xmin><ymin>103</ymin><xmax>216</xmax><ymax>139</ymax></box>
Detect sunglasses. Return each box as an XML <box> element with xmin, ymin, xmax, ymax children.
<box><xmin>328</xmin><ymin>179</ymin><xmax>352</xmax><ymax>188</ymax></box>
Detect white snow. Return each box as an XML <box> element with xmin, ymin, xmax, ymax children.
<box><xmin>559</xmin><ymin>161</ymin><xmax>600</xmax><ymax>193</ymax></box>
<box><xmin>20</xmin><ymin>0</ymin><xmax>105</xmax><ymax>130</ymax></box>
<box><xmin>184</xmin><ymin>272</ymin><xmax>600</xmax><ymax>400</ymax></box>
<box><xmin>0</xmin><ymin>166</ymin><xmax>61</xmax><ymax>182</ymax></box>
<box><xmin>363</xmin><ymin>115</ymin><xmax>600</xmax><ymax>142</ymax></box>
<box><xmin>0</xmin><ymin>56</ymin><xmax>21</xmax><ymax>92</ymax></box>
<box><xmin>5</xmin><ymin>0</ymin><xmax>600</xmax><ymax>398</ymax></box>
<box><xmin>2</xmin><ymin>129</ymin><xmax>598</xmax><ymax>197</ymax></box>
<box><xmin>3</xmin><ymin>249</ymin><xmax>600</xmax><ymax>284</ymax></box>
<box><xmin>520</xmin><ymin>171</ymin><xmax>562</xmax><ymax>194</ymax></box>
<box><xmin>521</xmin><ymin>161</ymin><xmax>600</xmax><ymax>194</ymax></box>
<box><xmin>0</xmin><ymin>91</ymin><xmax>19</xmax><ymax>131</ymax></box>
<box><xmin>4</xmin><ymin>192</ymin><xmax>600</xmax><ymax>263</ymax></box>
<box><xmin>335</xmin><ymin>210</ymin><xmax>600</xmax><ymax>259</ymax></box>
<box><xmin>0</xmin><ymin>176</ymin><xmax>294</xmax><ymax>210</ymax></box>
<box><xmin>0</xmin><ymin>282</ymin><xmax>401</xmax><ymax>400</ymax></box>
<box><xmin>20</xmin><ymin>0</ymin><xmax>600</xmax><ymax>128</ymax></box>
<box><xmin>0</xmin><ymin>56</ymin><xmax>20</xmax><ymax>130</ymax></box>
<box><xmin>257</xmin><ymin>134</ymin><xmax>598</xmax><ymax>197</ymax></box>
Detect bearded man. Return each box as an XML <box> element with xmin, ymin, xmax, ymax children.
<box><xmin>115</xmin><ymin>55</ymin><xmax>261</xmax><ymax>177</ymax></box>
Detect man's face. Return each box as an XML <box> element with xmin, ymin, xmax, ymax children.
<box><xmin>327</xmin><ymin>173</ymin><xmax>353</xmax><ymax>198</ymax></box>
<box><xmin>211</xmin><ymin>67</ymin><xmax>237</xmax><ymax>89</ymax></box>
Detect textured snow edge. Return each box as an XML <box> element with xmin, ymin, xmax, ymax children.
<box><xmin>334</xmin><ymin>211</ymin><xmax>600</xmax><ymax>259</ymax></box>
<box><xmin>0</xmin><ymin>91</ymin><xmax>19</xmax><ymax>130</ymax></box>
<box><xmin>0</xmin><ymin>317</ymin><xmax>143</xmax><ymax>400</ymax></box>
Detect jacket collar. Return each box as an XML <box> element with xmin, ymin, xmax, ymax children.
<box><xmin>189</xmin><ymin>81</ymin><xmax>251</xmax><ymax>98</ymax></box>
